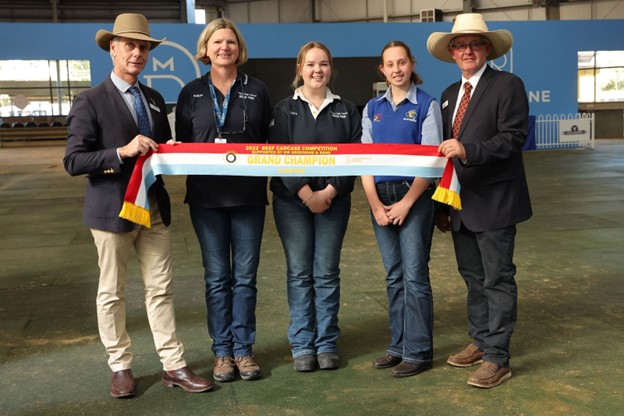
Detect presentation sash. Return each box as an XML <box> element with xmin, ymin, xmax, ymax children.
<box><xmin>119</xmin><ymin>143</ymin><xmax>461</xmax><ymax>227</ymax></box>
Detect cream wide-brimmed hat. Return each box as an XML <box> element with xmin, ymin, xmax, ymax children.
<box><xmin>426</xmin><ymin>13</ymin><xmax>513</xmax><ymax>63</ymax></box>
<box><xmin>95</xmin><ymin>13</ymin><xmax>165</xmax><ymax>51</ymax></box>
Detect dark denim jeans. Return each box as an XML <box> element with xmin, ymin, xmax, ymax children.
<box><xmin>371</xmin><ymin>181</ymin><xmax>434</xmax><ymax>364</ymax></box>
<box><xmin>272</xmin><ymin>194</ymin><xmax>351</xmax><ymax>358</ymax></box>
<box><xmin>189</xmin><ymin>204</ymin><xmax>265</xmax><ymax>358</ymax></box>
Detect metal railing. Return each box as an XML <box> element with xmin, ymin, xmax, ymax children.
<box><xmin>534</xmin><ymin>113</ymin><xmax>595</xmax><ymax>150</ymax></box>
<box><xmin>0</xmin><ymin>125</ymin><xmax>67</xmax><ymax>147</ymax></box>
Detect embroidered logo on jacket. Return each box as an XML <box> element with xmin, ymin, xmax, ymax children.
<box><xmin>403</xmin><ymin>109</ymin><xmax>418</xmax><ymax>123</ymax></box>
<box><xmin>373</xmin><ymin>113</ymin><xmax>382</xmax><ymax>122</ymax></box>
<box><xmin>238</xmin><ymin>91</ymin><xmax>257</xmax><ymax>101</ymax></box>
<box><xmin>331</xmin><ymin>111</ymin><xmax>348</xmax><ymax>119</ymax></box>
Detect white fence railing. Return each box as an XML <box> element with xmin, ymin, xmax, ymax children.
<box><xmin>534</xmin><ymin>113</ymin><xmax>595</xmax><ymax>150</ymax></box>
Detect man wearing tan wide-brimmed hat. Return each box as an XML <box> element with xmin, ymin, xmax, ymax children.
<box><xmin>427</xmin><ymin>13</ymin><xmax>532</xmax><ymax>388</ymax></box>
<box><xmin>64</xmin><ymin>13</ymin><xmax>213</xmax><ymax>398</ymax></box>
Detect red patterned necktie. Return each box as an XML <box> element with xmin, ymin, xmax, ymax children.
<box><xmin>451</xmin><ymin>82</ymin><xmax>472</xmax><ymax>139</ymax></box>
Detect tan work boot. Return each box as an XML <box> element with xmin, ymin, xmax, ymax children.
<box><xmin>213</xmin><ymin>356</ymin><xmax>236</xmax><ymax>382</ymax></box>
<box><xmin>235</xmin><ymin>355</ymin><xmax>262</xmax><ymax>381</ymax></box>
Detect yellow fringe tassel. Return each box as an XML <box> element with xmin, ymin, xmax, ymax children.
<box><xmin>432</xmin><ymin>187</ymin><xmax>462</xmax><ymax>211</ymax></box>
<box><xmin>119</xmin><ymin>202</ymin><xmax>151</xmax><ymax>228</ymax></box>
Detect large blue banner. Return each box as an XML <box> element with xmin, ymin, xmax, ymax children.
<box><xmin>1</xmin><ymin>20</ymin><xmax>623</xmax><ymax>116</ymax></box>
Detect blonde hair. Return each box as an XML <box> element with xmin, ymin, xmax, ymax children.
<box><xmin>291</xmin><ymin>41</ymin><xmax>334</xmax><ymax>90</ymax></box>
<box><xmin>195</xmin><ymin>17</ymin><xmax>248</xmax><ymax>65</ymax></box>
<box><xmin>379</xmin><ymin>40</ymin><xmax>423</xmax><ymax>86</ymax></box>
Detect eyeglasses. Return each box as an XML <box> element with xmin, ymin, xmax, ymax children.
<box><xmin>215</xmin><ymin>104</ymin><xmax>247</xmax><ymax>137</ymax></box>
<box><xmin>214</xmin><ymin>84</ymin><xmax>248</xmax><ymax>139</ymax></box>
<box><xmin>450</xmin><ymin>41</ymin><xmax>488</xmax><ymax>52</ymax></box>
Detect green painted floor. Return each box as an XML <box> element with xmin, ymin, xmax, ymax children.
<box><xmin>1</xmin><ymin>141</ymin><xmax>622</xmax><ymax>415</ymax></box>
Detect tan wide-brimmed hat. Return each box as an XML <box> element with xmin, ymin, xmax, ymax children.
<box><xmin>427</xmin><ymin>13</ymin><xmax>512</xmax><ymax>63</ymax></box>
<box><xmin>95</xmin><ymin>13</ymin><xmax>165</xmax><ymax>51</ymax></box>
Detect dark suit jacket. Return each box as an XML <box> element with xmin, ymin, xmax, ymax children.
<box><xmin>440</xmin><ymin>65</ymin><xmax>532</xmax><ymax>232</ymax></box>
<box><xmin>64</xmin><ymin>77</ymin><xmax>172</xmax><ymax>233</ymax></box>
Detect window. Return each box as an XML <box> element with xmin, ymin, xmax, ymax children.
<box><xmin>578</xmin><ymin>51</ymin><xmax>624</xmax><ymax>103</ymax></box>
<box><xmin>0</xmin><ymin>60</ymin><xmax>90</xmax><ymax>117</ymax></box>
<box><xmin>195</xmin><ymin>9</ymin><xmax>206</xmax><ymax>24</ymax></box>
<box><xmin>419</xmin><ymin>9</ymin><xmax>442</xmax><ymax>22</ymax></box>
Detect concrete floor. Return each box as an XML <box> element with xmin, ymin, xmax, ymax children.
<box><xmin>0</xmin><ymin>141</ymin><xmax>622</xmax><ymax>415</ymax></box>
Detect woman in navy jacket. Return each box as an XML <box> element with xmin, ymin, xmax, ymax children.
<box><xmin>269</xmin><ymin>41</ymin><xmax>362</xmax><ymax>372</ymax></box>
<box><xmin>175</xmin><ymin>18</ymin><xmax>271</xmax><ymax>383</ymax></box>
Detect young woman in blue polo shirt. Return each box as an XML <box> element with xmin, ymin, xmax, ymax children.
<box><xmin>361</xmin><ymin>40</ymin><xmax>442</xmax><ymax>378</ymax></box>
<box><xmin>269</xmin><ymin>42</ymin><xmax>362</xmax><ymax>372</ymax></box>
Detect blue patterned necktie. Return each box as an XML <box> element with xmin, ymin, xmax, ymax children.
<box><xmin>128</xmin><ymin>86</ymin><xmax>152</xmax><ymax>137</ymax></box>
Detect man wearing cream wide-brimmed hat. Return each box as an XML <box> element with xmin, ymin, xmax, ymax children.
<box><xmin>427</xmin><ymin>13</ymin><xmax>532</xmax><ymax>389</ymax></box>
<box><xmin>65</xmin><ymin>13</ymin><xmax>214</xmax><ymax>398</ymax></box>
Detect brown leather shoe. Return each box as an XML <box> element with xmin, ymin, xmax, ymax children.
<box><xmin>214</xmin><ymin>356</ymin><xmax>236</xmax><ymax>382</ymax></box>
<box><xmin>235</xmin><ymin>355</ymin><xmax>262</xmax><ymax>381</ymax></box>
<box><xmin>467</xmin><ymin>361</ymin><xmax>512</xmax><ymax>388</ymax></box>
<box><xmin>110</xmin><ymin>369</ymin><xmax>136</xmax><ymax>398</ymax></box>
<box><xmin>447</xmin><ymin>343</ymin><xmax>484</xmax><ymax>367</ymax></box>
<box><xmin>372</xmin><ymin>354</ymin><xmax>402</xmax><ymax>369</ymax></box>
<box><xmin>317</xmin><ymin>353</ymin><xmax>340</xmax><ymax>370</ymax></box>
<box><xmin>293</xmin><ymin>355</ymin><xmax>316</xmax><ymax>372</ymax></box>
<box><xmin>162</xmin><ymin>366</ymin><xmax>214</xmax><ymax>393</ymax></box>
<box><xmin>390</xmin><ymin>361</ymin><xmax>432</xmax><ymax>378</ymax></box>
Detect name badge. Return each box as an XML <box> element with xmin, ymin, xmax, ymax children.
<box><xmin>215</xmin><ymin>138</ymin><xmax>227</xmax><ymax>144</ymax></box>
<box><xmin>149</xmin><ymin>103</ymin><xmax>161</xmax><ymax>113</ymax></box>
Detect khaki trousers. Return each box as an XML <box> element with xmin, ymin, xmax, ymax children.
<box><xmin>91</xmin><ymin>204</ymin><xmax>186</xmax><ymax>372</ymax></box>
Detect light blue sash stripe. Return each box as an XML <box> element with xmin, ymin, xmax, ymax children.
<box><xmin>153</xmin><ymin>164</ymin><xmax>445</xmax><ymax>178</ymax></box>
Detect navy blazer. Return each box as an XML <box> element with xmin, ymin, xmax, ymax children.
<box><xmin>440</xmin><ymin>66</ymin><xmax>532</xmax><ymax>232</ymax></box>
<box><xmin>64</xmin><ymin>77</ymin><xmax>172</xmax><ymax>233</ymax></box>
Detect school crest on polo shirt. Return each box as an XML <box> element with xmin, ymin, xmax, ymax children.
<box><xmin>403</xmin><ymin>109</ymin><xmax>418</xmax><ymax>123</ymax></box>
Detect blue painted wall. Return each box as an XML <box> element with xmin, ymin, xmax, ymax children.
<box><xmin>1</xmin><ymin>20</ymin><xmax>623</xmax><ymax>116</ymax></box>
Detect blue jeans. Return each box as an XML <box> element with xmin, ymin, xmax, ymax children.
<box><xmin>189</xmin><ymin>204</ymin><xmax>265</xmax><ymax>358</ymax></box>
<box><xmin>371</xmin><ymin>181</ymin><xmax>434</xmax><ymax>364</ymax></box>
<box><xmin>272</xmin><ymin>194</ymin><xmax>351</xmax><ymax>358</ymax></box>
